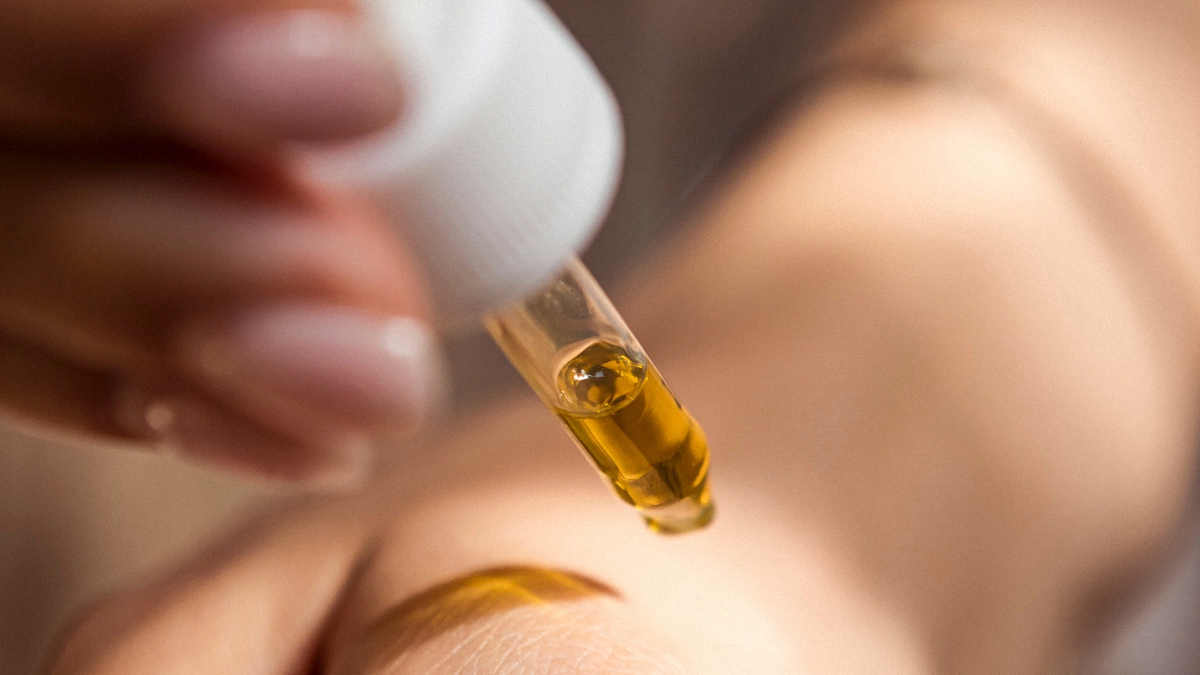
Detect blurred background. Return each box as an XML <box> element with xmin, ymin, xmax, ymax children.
<box><xmin>2</xmin><ymin>0</ymin><xmax>1199</xmax><ymax>673</ymax></box>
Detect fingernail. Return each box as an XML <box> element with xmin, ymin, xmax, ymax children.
<box><xmin>146</xmin><ymin>10</ymin><xmax>404</xmax><ymax>146</ymax></box>
<box><xmin>180</xmin><ymin>306</ymin><xmax>442</xmax><ymax>434</ymax></box>
<box><xmin>112</xmin><ymin>383</ymin><xmax>371</xmax><ymax>490</ymax></box>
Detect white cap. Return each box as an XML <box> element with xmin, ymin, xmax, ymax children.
<box><xmin>299</xmin><ymin>0</ymin><xmax>624</xmax><ymax>328</ymax></box>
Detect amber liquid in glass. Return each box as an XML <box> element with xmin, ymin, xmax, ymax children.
<box><xmin>553</xmin><ymin>340</ymin><xmax>713</xmax><ymax>533</ymax></box>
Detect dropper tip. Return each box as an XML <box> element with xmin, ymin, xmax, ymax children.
<box><xmin>641</xmin><ymin>483</ymin><xmax>715</xmax><ymax>535</ymax></box>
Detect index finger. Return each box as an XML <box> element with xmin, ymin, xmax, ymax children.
<box><xmin>0</xmin><ymin>0</ymin><xmax>400</xmax><ymax>153</ymax></box>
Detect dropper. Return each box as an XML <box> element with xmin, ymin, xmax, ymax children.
<box><xmin>303</xmin><ymin>0</ymin><xmax>713</xmax><ymax>533</ymax></box>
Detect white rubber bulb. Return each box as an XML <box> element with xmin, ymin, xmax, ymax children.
<box><xmin>300</xmin><ymin>0</ymin><xmax>624</xmax><ymax>328</ymax></box>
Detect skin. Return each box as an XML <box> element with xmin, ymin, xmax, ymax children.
<box><xmin>0</xmin><ymin>0</ymin><xmax>432</xmax><ymax>484</ymax></box>
<box><xmin>21</xmin><ymin>0</ymin><xmax>1200</xmax><ymax>673</ymax></box>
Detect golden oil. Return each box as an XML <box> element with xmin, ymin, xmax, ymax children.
<box><xmin>485</xmin><ymin>258</ymin><xmax>714</xmax><ymax>534</ymax></box>
<box><xmin>552</xmin><ymin>340</ymin><xmax>713</xmax><ymax>533</ymax></box>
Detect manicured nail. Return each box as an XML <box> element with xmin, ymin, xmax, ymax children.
<box><xmin>146</xmin><ymin>10</ymin><xmax>404</xmax><ymax>146</ymax></box>
<box><xmin>181</xmin><ymin>306</ymin><xmax>443</xmax><ymax>434</ymax></box>
<box><xmin>112</xmin><ymin>383</ymin><xmax>371</xmax><ymax>489</ymax></box>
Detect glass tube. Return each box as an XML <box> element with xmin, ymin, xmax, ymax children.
<box><xmin>485</xmin><ymin>258</ymin><xmax>714</xmax><ymax>534</ymax></box>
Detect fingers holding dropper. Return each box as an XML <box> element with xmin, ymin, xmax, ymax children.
<box><xmin>0</xmin><ymin>1</ymin><xmax>433</xmax><ymax>486</ymax></box>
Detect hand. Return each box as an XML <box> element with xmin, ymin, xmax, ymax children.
<box><xmin>45</xmin><ymin>52</ymin><xmax>1200</xmax><ymax>672</ymax></box>
<box><xmin>0</xmin><ymin>0</ymin><xmax>442</xmax><ymax>487</ymax></box>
